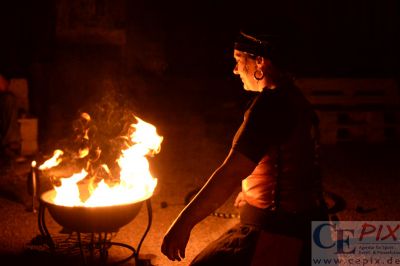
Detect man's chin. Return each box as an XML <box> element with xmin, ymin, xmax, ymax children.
<box><xmin>242</xmin><ymin>83</ymin><xmax>256</xmax><ymax>92</ymax></box>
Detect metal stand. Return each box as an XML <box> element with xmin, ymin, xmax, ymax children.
<box><xmin>38</xmin><ymin>199</ymin><xmax>153</xmax><ymax>265</ymax></box>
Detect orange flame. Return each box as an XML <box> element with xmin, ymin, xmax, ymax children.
<box><xmin>41</xmin><ymin>116</ymin><xmax>163</xmax><ymax>207</ymax></box>
<box><xmin>78</xmin><ymin>147</ymin><xmax>89</xmax><ymax>158</ymax></box>
<box><xmin>39</xmin><ymin>149</ymin><xmax>64</xmax><ymax>170</ymax></box>
<box><xmin>53</xmin><ymin>169</ymin><xmax>88</xmax><ymax>206</ymax></box>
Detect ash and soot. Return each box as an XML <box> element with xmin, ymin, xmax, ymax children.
<box><xmin>38</xmin><ymin>102</ymin><xmax>163</xmax><ymax>208</ymax></box>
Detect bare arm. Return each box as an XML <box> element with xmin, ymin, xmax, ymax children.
<box><xmin>161</xmin><ymin>149</ymin><xmax>256</xmax><ymax>261</ymax></box>
<box><xmin>178</xmin><ymin>149</ymin><xmax>256</xmax><ymax>226</ymax></box>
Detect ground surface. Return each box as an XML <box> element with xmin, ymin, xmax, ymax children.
<box><xmin>1</xmin><ymin>111</ymin><xmax>399</xmax><ymax>265</ymax></box>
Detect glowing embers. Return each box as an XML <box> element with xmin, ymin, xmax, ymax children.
<box><xmin>39</xmin><ymin>113</ymin><xmax>163</xmax><ymax>207</ymax></box>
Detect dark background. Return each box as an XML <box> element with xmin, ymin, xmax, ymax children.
<box><xmin>1</xmin><ymin>0</ymin><xmax>398</xmax><ymax>76</ymax></box>
<box><xmin>0</xmin><ymin>0</ymin><xmax>399</xmax><ymax>145</ymax></box>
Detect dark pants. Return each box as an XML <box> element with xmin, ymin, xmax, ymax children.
<box><xmin>190</xmin><ymin>223</ymin><xmax>260</xmax><ymax>266</ymax></box>
<box><xmin>190</xmin><ymin>204</ymin><xmax>329</xmax><ymax>266</ymax></box>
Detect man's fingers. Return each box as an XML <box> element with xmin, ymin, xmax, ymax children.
<box><xmin>172</xmin><ymin>246</ymin><xmax>181</xmax><ymax>261</ymax></box>
<box><xmin>179</xmin><ymin>248</ymin><xmax>186</xmax><ymax>259</ymax></box>
<box><xmin>161</xmin><ymin>240</ymin><xmax>183</xmax><ymax>261</ymax></box>
<box><xmin>161</xmin><ymin>241</ymin><xmax>175</xmax><ymax>261</ymax></box>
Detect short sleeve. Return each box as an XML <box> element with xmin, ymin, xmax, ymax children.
<box><xmin>232</xmin><ymin>89</ymin><xmax>296</xmax><ymax>163</ymax></box>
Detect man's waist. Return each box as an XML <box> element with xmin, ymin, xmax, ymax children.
<box><xmin>239</xmin><ymin>203</ymin><xmax>327</xmax><ymax>238</ymax></box>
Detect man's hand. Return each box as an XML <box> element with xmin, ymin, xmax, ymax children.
<box><xmin>161</xmin><ymin>217</ymin><xmax>192</xmax><ymax>261</ymax></box>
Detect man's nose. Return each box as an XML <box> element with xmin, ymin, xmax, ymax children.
<box><xmin>233</xmin><ymin>64</ymin><xmax>239</xmax><ymax>75</ymax></box>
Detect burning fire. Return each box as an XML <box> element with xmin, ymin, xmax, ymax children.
<box><xmin>39</xmin><ymin>115</ymin><xmax>163</xmax><ymax>207</ymax></box>
<box><xmin>39</xmin><ymin>150</ymin><xmax>64</xmax><ymax>171</ymax></box>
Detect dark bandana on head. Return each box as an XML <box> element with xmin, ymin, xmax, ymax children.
<box><xmin>234</xmin><ymin>31</ymin><xmax>276</xmax><ymax>59</ymax></box>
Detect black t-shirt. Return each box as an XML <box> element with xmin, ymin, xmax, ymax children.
<box><xmin>232</xmin><ymin>86</ymin><xmax>297</xmax><ymax>163</ymax></box>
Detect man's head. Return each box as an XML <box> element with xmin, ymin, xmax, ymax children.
<box><xmin>0</xmin><ymin>73</ymin><xmax>10</xmax><ymax>92</ymax></box>
<box><xmin>233</xmin><ymin>50</ymin><xmax>269</xmax><ymax>92</ymax></box>
<box><xmin>232</xmin><ymin>31</ymin><xmax>278</xmax><ymax>92</ymax></box>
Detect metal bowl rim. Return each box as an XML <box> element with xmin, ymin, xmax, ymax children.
<box><xmin>40</xmin><ymin>188</ymin><xmax>150</xmax><ymax>209</ymax></box>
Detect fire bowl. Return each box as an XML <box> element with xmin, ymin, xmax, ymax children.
<box><xmin>40</xmin><ymin>189</ymin><xmax>147</xmax><ymax>233</ymax></box>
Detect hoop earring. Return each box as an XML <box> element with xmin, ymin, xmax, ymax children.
<box><xmin>254</xmin><ymin>69</ymin><xmax>264</xmax><ymax>81</ymax></box>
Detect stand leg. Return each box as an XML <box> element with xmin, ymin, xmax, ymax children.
<box><xmin>38</xmin><ymin>203</ymin><xmax>55</xmax><ymax>250</ymax></box>
<box><xmin>77</xmin><ymin>232</ymin><xmax>88</xmax><ymax>265</ymax></box>
<box><xmin>135</xmin><ymin>198</ymin><xmax>153</xmax><ymax>262</ymax></box>
<box><xmin>99</xmin><ymin>232</ymin><xmax>109</xmax><ymax>263</ymax></box>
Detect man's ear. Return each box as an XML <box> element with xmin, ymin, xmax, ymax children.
<box><xmin>255</xmin><ymin>56</ymin><xmax>267</xmax><ymax>67</ymax></box>
<box><xmin>256</xmin><ymin>56</ymin><xmax>272</xmax><ymax>68</ymax></box>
